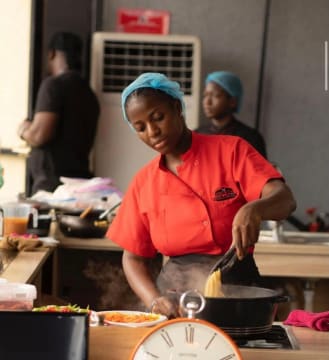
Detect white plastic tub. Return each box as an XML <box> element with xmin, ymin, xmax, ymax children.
<box><xmin>0</xmin><ymin>283</ymin><xmax>37</xmax><ymax>310</ymax></box>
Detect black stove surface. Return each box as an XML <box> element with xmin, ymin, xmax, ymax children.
<box><xmin>235</xmin><ymin>324</ymin><xmax>299</xmax><ymax>350</ymax></box>
<box><xmin>0</xmin><ymin>249</ymin><xmax>17</xmax><ymax>275</ymax></box>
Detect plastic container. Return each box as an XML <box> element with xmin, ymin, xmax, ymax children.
<box><xmin>0</xmin><ymin>283</ymin><xmax>37</xmax><ymax>311</ymax></box>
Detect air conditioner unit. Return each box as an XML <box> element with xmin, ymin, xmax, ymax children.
<box><xmin>90</xmin><ymin>32</ymin><xmax>201</xmax><ymax>191</ymax></box>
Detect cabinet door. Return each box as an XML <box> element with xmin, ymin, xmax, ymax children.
<box><xmin>260</xmin><ymin>0</ymin><xmax>329</xmax><ymax>218</ymax></box>
<box><xmin>0</xmin><ymin>1</ymin><xmax>32</xmax><ymax>149</ymax></box>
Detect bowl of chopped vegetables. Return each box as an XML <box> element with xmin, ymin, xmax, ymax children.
<box><xmin>33</xmin><ymin>304</ymin><xmax>99</xmax><ymax>326</ymax></box>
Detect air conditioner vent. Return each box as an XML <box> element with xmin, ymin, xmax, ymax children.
<box><xmin>102</xmin><ymin>40</ymin><xmax>195</xmax><ymax>94</ymax></box>
<box><xmin>91</xmin><ymin>32</ymin><xmax>201</xmax><ymax>191</ymax></box>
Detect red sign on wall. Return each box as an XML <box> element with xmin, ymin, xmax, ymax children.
<box><xmin>116</xmin><ymin>8</ymin><xmax>170</xmax><ymax>34</ymax></box>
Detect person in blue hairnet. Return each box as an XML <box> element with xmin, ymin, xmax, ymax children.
<box><xmin>106</xmin><ymin>72</ymin><xmax>296</xmax><ymax>318</ymax></box>
<box><xmin>196</xmin><ymin>71</ymin><xmax>267</xmax><ymax>158</ymax></box>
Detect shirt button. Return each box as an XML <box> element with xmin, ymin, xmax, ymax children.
<box><xmin>202</xmin><ymin>220</ymin><xmax>208</xmax><ymax>226</ymax></box>
<box><xmin>194</xmin><ymin>160</ymin><xmax>199</xmax><ymax>166</ymax></box>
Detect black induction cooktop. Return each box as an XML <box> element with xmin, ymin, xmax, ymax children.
<box><xmin>235</xmin><ymin>324</ymin><xmax>299</xmax><ymax>350</ymax></box>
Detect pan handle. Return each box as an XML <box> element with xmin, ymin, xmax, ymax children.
<box><xmin>209</xmin><ymin>247</ymin><xmax>238</xmax><ymax>275</ymax></box>
<box><xmin>272</xmin><ymin>295</ymin><xmax>290</xmax><ymax>303</ymax></box>
<box><xmin>98</xmin><ymin>202</ymin><xmax>121</xmax><ymax>220</ymax></box>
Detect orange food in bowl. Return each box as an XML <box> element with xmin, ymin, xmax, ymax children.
<box><xmin>103</xmin><ymin>312</ymin><xmax>160</xmax><ymax>323</ymax></box>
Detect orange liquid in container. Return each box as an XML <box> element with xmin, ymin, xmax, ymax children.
<box><xmin>3</xmin><ymin>217</ymin><xmax>28</xmax><ymax>236</ymax></box>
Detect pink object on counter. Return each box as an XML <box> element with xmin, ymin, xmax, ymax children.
<box><xmin>283</xmin><ymin>309</ymin><xmax>329</xmax><ymax>331</ymax></box>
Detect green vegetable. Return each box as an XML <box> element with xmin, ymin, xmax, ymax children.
<box><xmin>32</xmin><ymin>304</ymin><xmax>90</xmax><ymax>313</ymax></box>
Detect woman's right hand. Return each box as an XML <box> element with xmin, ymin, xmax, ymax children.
<box><xmin>150</xmin><ymin>295</ymin><xmax>180</xmax><ymax>319</ymax></box>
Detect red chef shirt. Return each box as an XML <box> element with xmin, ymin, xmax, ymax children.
<box><xmin>107</xmin><ymin>132</ymin><xmax>283</xmax><ymax>258</ymax></box>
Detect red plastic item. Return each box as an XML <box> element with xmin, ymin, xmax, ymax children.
<box><xmin>306</xmin><ymin>207</ymin><xmax>316</xmax><ymax>215</ymax></box>
<box><xmin>116</xmin><ymin>8</ymin><xmax>170</xmax><ymax>34</ymax></box>
<box><xmin>309</xmin><ymin>222</ymin><xmax>319</xmax><ymax>232</ymax></box>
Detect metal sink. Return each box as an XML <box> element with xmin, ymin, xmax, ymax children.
<box><xmin>259</xmin><ymin>230</ymin><xmax>329</xmax><ymax>245</ymax></box>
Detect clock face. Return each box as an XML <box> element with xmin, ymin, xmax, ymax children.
<box><xmin>130</xmin><ymin>318</ymin><xmax>242</xmax><ymax>360</ymax></box>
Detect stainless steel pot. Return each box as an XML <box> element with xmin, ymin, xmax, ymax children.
<box><xmin>196</xmin><ymin>284</ymin><xmax>289</xmax><ymax>338</ymax></box>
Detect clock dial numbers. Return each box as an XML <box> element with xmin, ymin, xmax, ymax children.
<box><xmin>145</xmin><ymin>351</ymin><xmax>160</xmax><ymax>359</ymax></box>
<box><xmin>160</xmin><ymin>329</ymin><xmax>174</xmax><ymax>348</ymax></box>
<box><xmin>185</xmin><ymin>324</ymin><xmax>194</xmax><ymax>344</ymax></box>
<box><xmin>205</xmin><ymin>332</ymin><xmax>217</xmax><ymax>350</ymax></box>
<box><xmin>218</xmin><ymin>354</ymin><xmax>237</xmax><ymax>360</ymax></box>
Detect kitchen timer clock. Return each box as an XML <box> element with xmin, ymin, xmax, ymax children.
<box><xmin>130</xmin><ymin>290</ymin><xmax>242</xmax><ymax>360</ymax></box>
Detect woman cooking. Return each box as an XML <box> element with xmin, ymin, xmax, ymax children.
<box><xmin>106</xmin><ymin>73</ymin><xmax>296</xmax><ymax>318</ymax></box>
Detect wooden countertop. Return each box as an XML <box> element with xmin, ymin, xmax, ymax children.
<box><xmin>56</xmin><ymin>234</ymin><xmax>121</xmax><ymax>251</ymax></box>
<box><xmin>55</xmin><ymin>230</ymin><xmax>329</xmax><ymax>279</ymax></box>
<box><xmin>254</xmin><ymin>242</ymin><xmax>329</xmax><ymax>278</ymax></box>
<box><xmin>56</xmin><ymin>230</ymin><xmax>329</xmax><ymax>255</ymax></box>
<box><xmin>1</xmin><ymin>246</ymin><xmax>54</xmax><ymax>283</ymax></box>
<box><xmin>89</xmin><ymin>323</ymin><xmax>329</xmax><ymax>360</ymax></box>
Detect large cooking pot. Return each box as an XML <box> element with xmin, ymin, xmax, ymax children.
<box><xmin>57</xmin><ymin>210</ymin><xmax>109</xmax><ymax>238</ymax></box>
<box><xmin>195</xmin><ymin>284</ymin><xmax>288</xmax><ymax>338</ymax></box>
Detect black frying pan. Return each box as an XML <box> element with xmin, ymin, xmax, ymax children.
<box><xmin>57</xmin><ymin>210</ymin><xmax>109</xmax><ymax>238</ymax></box>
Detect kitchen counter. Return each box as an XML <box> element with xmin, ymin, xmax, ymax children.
<box><xmin>254</xmin><ymin>241</ymin><xmax>329</xmax><ymax>279</ymax></box>
<box><xmin>55</xmin><ymin>232</ymin><xmax>121</xmax><ymax>251</ymax></box>
<box><xmin>89</xmin><ymin>323</ymin><xmax>329</xmax><ymax>360</ymax></box>
<box><xmin>1</xmin><ymin>246</ymin><xmax>54</xmax><ymax>284</ymax></box>
<box><xmin>54</xmin><ymin>231</ymin><xmax>329</xmax><ymax>310</ymax></box>
<box><xmin>1</xmin><ymin>243</ymin><xmax>56</xmax><ymax>306</ymax></box>
<box><xmin>254</xmin><ymin>240</ymin><xmax>329</xmax><ymax>311</ymax></box>
<box><xmin>55</xmin><ymin>232</ymin><xmax>329</xmax><ymax>279</ymax></box>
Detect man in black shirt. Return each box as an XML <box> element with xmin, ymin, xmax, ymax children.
<box><xmin>195</xmin><ymin>71</ymin><xmax>267</xmax><ymax>158</ymax></box>
<box><xmin>17</xmin><ymin>32</ymin><xmax>100</xmax><ymax>195</ymax></box>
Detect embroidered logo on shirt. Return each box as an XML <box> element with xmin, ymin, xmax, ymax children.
<box><xmin>214</xmin><ymin>187</ymin><xmax>236</xmax><ymax>201</ymax></box>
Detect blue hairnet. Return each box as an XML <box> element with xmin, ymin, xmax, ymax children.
<box><xmin>206</xmin><ymin>71</ymin><xmax>243</xmax><ymax>113</ymax></box>
<box><xmin>121</xmin><ymin>72</ymin><xmax>186</xmax><ymax>125</ymax></box>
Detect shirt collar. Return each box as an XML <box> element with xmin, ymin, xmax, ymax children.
<box><xmin>156</xmin><ymin>131</ymin><xmax>200</xmax><ymax>169</ymax></box>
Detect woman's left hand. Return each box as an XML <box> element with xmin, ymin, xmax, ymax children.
<box><xmin>231</xmin><ymin>202</ymin><xmax>262</xmax><ymax>260</ymax></box>
<box><xmin>150</xmin><ymin>295</ymin><xmax>180</xmax><ymax>319</ymax></box>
